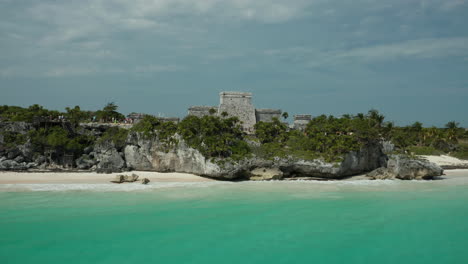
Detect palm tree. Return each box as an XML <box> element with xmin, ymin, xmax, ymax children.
<box><xmin>282</xmin><ymin>112</ymin><xmax>289</xmax><ymax>120</ymax></box>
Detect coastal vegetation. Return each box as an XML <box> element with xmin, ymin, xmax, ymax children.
<box><xmin>1</xmin><ymin>104</ymin><xmax>467</xmax><ymax>166</ymax></box>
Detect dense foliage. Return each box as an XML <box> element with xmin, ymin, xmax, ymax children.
<box><xmin>252</xmin><ymin>110</ymin><xmax>384</xmax><ymax>161</ymax></box>
<box><xmin>178</xmin><ymin>115</ymin><xmax>250</xmax><ymax>160</ymax></box>
<box><xmin>1</xmin><ymin>103</ymin><xmax>467</xmax><ymax>163</ymax></box>
<box><xmin>0</xmin><ymin>103</ymin><xmax>125</xmax><ymax>124</ymax></box>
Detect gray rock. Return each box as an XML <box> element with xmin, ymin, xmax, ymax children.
<box><xmin>0</xmin><ymin>159</ymin><xmax>28</xmax><ymax>170</ymax></box>
<box><xmin>367</xmin><ymin>155</ymin><xmax>443</xmax><ymax>180</ymax></box>
<box><xmin>388</xmin><ymin>155</ymin><xmax>443</xmax><ymax>180</ymax></box>
<box><xmin>83</xmin><ymin>146</ymin><xmax>93</xmax><ymax>155</ymax></box>
<box><xmin>94</xmin><ymin>140</ymin><xmax>125</xmax><ymax>172</ymax></box>
<box><xmin>0</xmin><ymin>122</ymin><xmax>32</xmax><ymax>134</ymax></box>
<box><xmin>14</xmin><ymin>155</ymin><xmax>25</xmax><ymax>163</ymax></box>
<box><xmin>18</xmin><ymin>141</ymin><xmax>33</xmax><ymax>161</ymax></box>
<box><xmin>124</xmin><ymin>174</ymin><xmax>139</xmax><ymax>182</ymax></box>
<box><xmin>111</xmin><ymin>175</ymin><xmax>125</xmax><ymax>183</ymax></box>
<box><xmin>142</xmin><ymin>178</ymin><xmax>150</xmax><ymax>184</ymax></box>
<box><xmin>366</xmin><ymin>167</ymin><xmax>396</xmax><ymax>180</ymax></box>
<box><xmin>122</xmin><ymin>132</ymin><xmax>387</xmax><ymax>180</ymax></box>
<box><xmin>110</xmin><ymin>174</ymin><xmax>139</xmax><ymax>183</ymax></box>
<box><xmin>34</xmin><ymin>155</ymin><xmax>47</xmax><ymax>165</ymax></box>
<box><xmin>75</xmin><ymin>155</ymin><xmax>97</xmax><ymax>170</ymax></box>
<box><xmin>7</xmin><ymin>148</ymin><xmax>21</xmax><ymax>159</ymax></box>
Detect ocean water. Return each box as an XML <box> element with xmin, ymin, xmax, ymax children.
<box><xmin>1</xmin><ymin>176</ymin><xmax>468</xmax><ymax>264</ymax></box>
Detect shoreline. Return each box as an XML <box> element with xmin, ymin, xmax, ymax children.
<box><xmin>1</xmin><ymin>169</ymin><xmax>467</xmax><ymax>185</ymax></box>
<box><xmin>0</xmin><ymin>155</ymin><xmax>467</xmax><ymax>185</ymax></box>
<box><xmin>0</xmin><ymin>171</ymin><xmax>216</xmax><ymax>184</ymax></box>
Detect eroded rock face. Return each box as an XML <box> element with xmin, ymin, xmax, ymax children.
<box><xmin>367</xmin><ymin>155</ymin><xmax>443</xmax><ymax>180</ymax></box>
<box><xmin>75</xmin><ymin>155</ymin><xmax>97</xmax><ymax>170</ymax></box>
<box><xmin>388</xmin><ymin>155</ymin><xmax>443</xmax><ymax>180</ymax></box>
<box><xmin>124</xmin><ymin>132</ymin><xmax>225</xmax><ymax>177</ymax></box>
<box><xmin>122</xmin><ymin>134</ymin><xmax>388</xmax><ymax>180</ymax></box>
<box><xmin>94</xmin><ymin>141</ymin><xmax>125</xmax><ymax>172</ymax></box>
<box><xmin>0</xmin><ymin>159</ymin><xmax>36</xmax><ymax>170</ymax></box>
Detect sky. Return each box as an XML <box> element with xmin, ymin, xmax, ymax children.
<box><xmin>0</xmin><ymin>0</ymin><xmax>467</xmax><ymax>127</ymax></box>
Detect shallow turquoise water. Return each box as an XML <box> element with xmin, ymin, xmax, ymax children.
<box><xmin>1</xmin><ymin>179</ymin><xmax>468</xmax><ymax>264</ymax></box>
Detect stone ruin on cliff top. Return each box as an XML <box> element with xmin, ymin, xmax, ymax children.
<box><xmin>188</xmin><ymin>91</ymin><xmax>311</xmax><ymax>133</ymax></box>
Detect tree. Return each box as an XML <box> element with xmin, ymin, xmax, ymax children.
<box><xmin>282</xmin><ymin>112</ymin><xmax>289</xmax><ymax>120</ymax></box>
<box><xmin>96</xmin><ymin>102</ymin><xmax>125</xmax><ymax>122</ymax></box>
<box><xmin>445</xmin><ymin>121</ymin><xmax>459</xmax><ymax>130</ymax></box>
<box><xmin>367</xmin><ymin>109</ymin><xmax>385</xmax><ymax>128</ymax></box>
<box><xmin>178</xmin><ymin>115</ymin><xmax>249</xmax><ymax>159</ymax></box>
<box><xmin>65</xmin><ymin>105</ymin><xmax>90</xmax><ymax>126</ymax></box>
<box><xmin>254</xmin><ymin>118</ymin><xmax>288</xmax><ymax>144</ymax></box>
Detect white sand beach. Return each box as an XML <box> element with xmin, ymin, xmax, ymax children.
<box><xmin>0</xmin><ymin>171</ymin><xmax>215</xmax><ymax>184</ymax></box>
<box><xmin>419</xmin><ymin>155</ymin><xmax>468</xmax><ymax>168</ymax></box>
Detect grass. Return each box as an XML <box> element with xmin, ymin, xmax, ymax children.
<box><xmin>407</xmin><ymin>146</ymin><xmax>445</xmax><ymax>156</ymax></box>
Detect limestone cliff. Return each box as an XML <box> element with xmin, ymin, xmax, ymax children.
<box><xmin>0</xmin><ymin>122</ymin><xmax>444</xmax><ymax>180</ymax></box>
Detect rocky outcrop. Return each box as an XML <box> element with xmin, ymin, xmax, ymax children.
<box><xmin>0</xmin><ymin>157</ymin><xmax>37</xmax><ymax>170</ymax></box>
<box><xmin>142</xmin><ymin>178</ymin><xmax>150</xmax><ymax>184</ymax></box>
<box><xmin>122</xmin><ymin>133</ymin><xmax>387</xmax><ymax>180</ymax></box>
<box><xmin>367</xmin><ymin>155</ymin><xmax>443</xmax><ymax>180</ymax></box>
<box><xmin>75</xmin><ymin>154</ymin><xmax>97</xmax><ymax>170</ymax></box>
<box><xmin>94</xmin><ymin>141</ymin><xmax>125</xmax><ymax>173</ymax></box>
<box><xmin>124</xmin><ymin>132</ymin><xmax>226</xmax><ymax>177</ymax></box>
<box><xmin>0</xmin><ymin>122</ymin><xmax>32</xmax><ymax>134</ymax></box>
<box><xmin>110</xmin><ymin>173</ymin><xmax>140</xmax><ymax>183</ymax></box>
<box><xmin>2</xmin><ymin>121</ymin><xmax>440</xmax><ymax>181</ymax></box>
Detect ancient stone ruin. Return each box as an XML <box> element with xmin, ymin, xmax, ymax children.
<box><xmin>188</xmin><ymin>91</ymin><xmax>283</xmax><ymax>133</ymax></box>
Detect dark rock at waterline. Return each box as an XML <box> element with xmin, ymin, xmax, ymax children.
<box><xmin>142</xmin><ymin>178</ymin><xmax>150</xmax><ymax>184</ymax></box>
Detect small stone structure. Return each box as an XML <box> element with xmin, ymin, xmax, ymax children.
<box><xmin>293</xmin><ymin>115</ymin><xmax>312</xmax><ymax>131</ymax></box>
<box><xmin>188</xmin><ymin>92</ymin><xmax>282</xmax><ymax>133</ymax></box>
<box><xmin>187</xmin><ymin>106</ymin><xmax>217</xmax><ymax>118</ymax></box>
<box><xmin>255</xmin><ymin>109</ymin><xmax>282</xmax><ymax>123</ymax></box>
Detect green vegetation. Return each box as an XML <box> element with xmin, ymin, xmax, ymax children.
<box><xmin>1</xmin><ymin>103</ymin><xmax>467</xmax><ymax>163</ymax></box>
<box><xmin>95</xmin><ymin>102</ymin><xmax>125</xmax><ymax>122</ymax></box>
<box><xmin>178</xmin><ymin>115</ymin><xmax>250</xmax><ymax>160</ymax></box>
<box><xmin>253</xmin><ymin>111</ymin><xmax>384</xmax><ymax>162</ymax></box>
<box><xmin>26</xmin><ymin>126</ymin><xmax>95</xmax><ymax>156</ymax></box>
<box><xmin>0</xmin><ymin>102</ymin><xmax>126</xmax><ymax>124</ymax></box>
<box><xmin>0</xmin><ymin>104</ymin><xmax>61</xmax><ymax>122</ymax></box>
<box><xmin>254</xmin><ymin>118</ymin><xmax>288</xmax><ymax>144</ymax></box>
<box><xmin>98</xmin><ymin>127</ymin><xmax>129</xmax><ymax>150</ymax></box>
<box><xmin>0</xmin><ymin>131</ymin><xmax>26</xmax><ymax>148</ymax></box>
<box><xmin>129</xmin><ymin>115</ymin><xmax>178</xmax><ymax>151</ymax></box>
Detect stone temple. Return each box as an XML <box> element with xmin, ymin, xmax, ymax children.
<box><xmin>188</xmin><ymin>92</ymin><xmax>282</xmax><ymax>133</ymax></box>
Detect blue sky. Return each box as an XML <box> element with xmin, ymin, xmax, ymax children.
<box><xmin>1</xmin><ymin>0</ymin><xmax>467</xmax><ymax>126</ymax></box>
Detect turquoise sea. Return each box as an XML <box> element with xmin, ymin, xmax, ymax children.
<box><xmin>1</xmin><ymin>174</ymin><xmax>468</xmax><ymax>264</ymax></box>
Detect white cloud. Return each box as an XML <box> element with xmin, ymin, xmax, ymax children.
<box><xmin>335</xmin><ymin>37</ymin><xmax>468</xmax><ymax>61</ymax></box>
<box><xmin>0</xmin><ymin>64</ymin><xmax>184</xmax><ymax>78</ymax></box>
<box><xmin>264</xmin><ymin>37</ymin><xmax>468</xmax><ymax>67</ymax></box>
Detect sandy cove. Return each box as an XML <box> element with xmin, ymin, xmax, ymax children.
<box><xmin>0</xmin><ymin>171</ymin><xmax>215</xmax><ymax>184</ymax></box>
